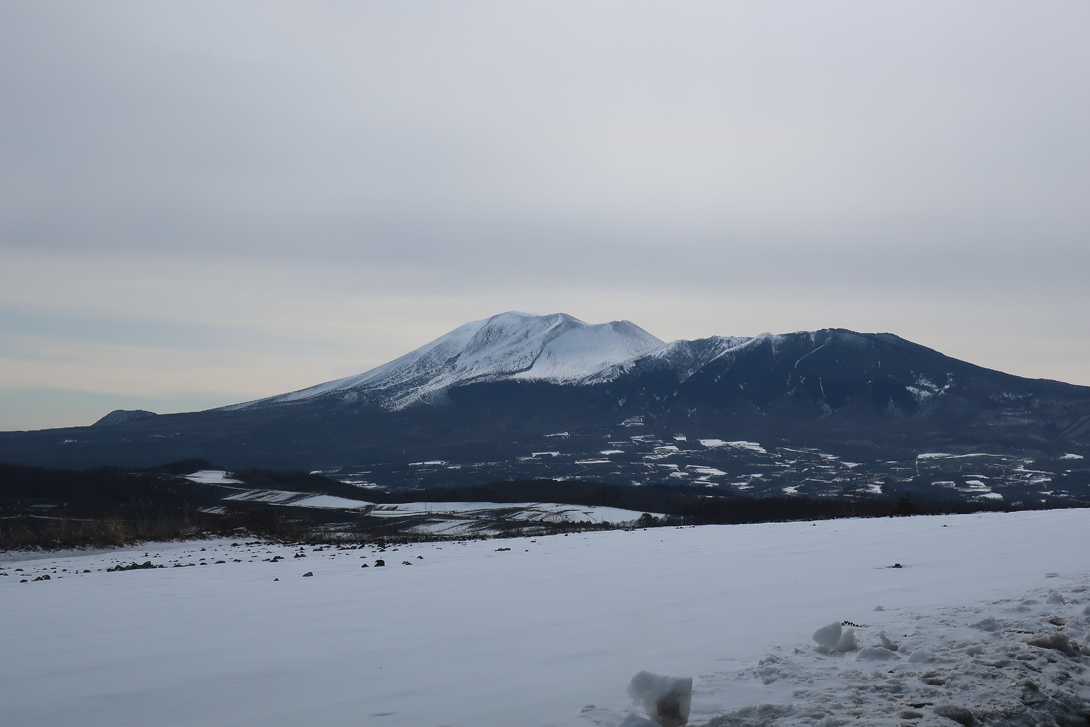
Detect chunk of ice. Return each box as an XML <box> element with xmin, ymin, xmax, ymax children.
<box><xmin>626</xmin><ymin>671</ymin><xmax>692</xmax><ymax>727</ymax></box>
<box><xmin>878</xmin><ymin>631</ymin><xmax>899</xmax><ymax>651</ymax></box>
<box><xmin>1025</xmin><ymin>631</ymin><xmax>1079</xmax><ymax>658</ymax></box>
<box><xmin>812</xmin><ymin>622</ymin><xmax>842</xmax><ymax>650</ymax></box>
<box><xmin>836</xmin><ymin>628</ymin><xmax>859</xmax><ymax>652</ymax></box>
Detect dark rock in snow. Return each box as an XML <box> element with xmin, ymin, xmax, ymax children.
<box><xmin>933</xmin><ymin>704</ymin><xmax>974</xmax><ymax>726</ymax></box>
<box><xmin>107</xmin><ymin>561</ymin><xmax>160</xmax><ymax>572</ymax></box>
<box><xmin>374</xmin><ymin>560</ymin><xmax>385</xmax><ymax>567</ymax></box>
<box><xmin>302</xmin><ymin>571</ymin><xmax>313</xmax><ymax>577</ymax></box>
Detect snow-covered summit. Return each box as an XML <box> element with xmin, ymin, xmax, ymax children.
<box><xmin>225</xmin><ymin>312</ymin><xmax>664</xmax><ymax>411</ymax></box>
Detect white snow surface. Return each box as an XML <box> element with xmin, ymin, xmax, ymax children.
<box><xmin>212</xmin><ymin>487</ymin><xmax>645</xmax><ymax>527</ymax></box>
<box><xmin>183</xmin><ymin>469</ymin><xmax>243</xmax><ymax>484</ymax></box>
<box><xmin>3</xmin><ymin>509</ymin><xmax>1090</xmax><ymax>727</ymax></box>
<box><xmin>699</xmin><ymin>440</ymin><xmax>767</xmax><ymax>454</ymax></box>
<box><xmin>223</xmin><ymin>312</ymin><xmax>663</xmax><ymax>411</ymax></box>
<box><xmin>219</xmin><ymin>488</ymin><xmax>373</xmax><ymax>509</ymax></box>
<box><xmin>368</xmin><ymin>500</ymin><xmax>643</xmax><ymax>523</ymax></box>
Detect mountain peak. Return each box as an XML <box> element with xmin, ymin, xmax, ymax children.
<box><xmin>226</xmin><ymin>312</ymin><xmax>664</xmax><ymax>411</ymax></box>
<box><xmin>91</xmin><ymin>409</ymin><xmax>158</xmax><ymax>427</ymax></box>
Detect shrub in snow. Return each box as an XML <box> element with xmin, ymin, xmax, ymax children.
<box><xmin>812</xmin><ymin>622</ymin><xmax>842</xmax><ymax>651</ymax></box>
<box><xmin>836</xmin><ymin>628</ymin><xmax>859</xmax><ymax>652</ymax></box>
<box><xmin>626</xmin><ymin>671</ymin><xmax>692</xmax><ymax>727</ymax></box>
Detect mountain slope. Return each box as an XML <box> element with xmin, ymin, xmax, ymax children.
<box><xmin>603</xmin><ymin>328</ymin><xmax>1090</xmax><ymax>446</ymax></box>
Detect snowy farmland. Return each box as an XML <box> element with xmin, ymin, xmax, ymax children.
<box><xmin>2</xmin><ymin>509</ymin><xmax>1089</xmax><ymax>726</ymax></box>
<box><xmin>184</xmin><ymin>469</ymin><xmax>650</xmax><ymax>536</ymax></box>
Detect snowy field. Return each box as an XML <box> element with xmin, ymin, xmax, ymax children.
<box><xmin>186</xmin><ymin>469</ymin><xmax>649</xmax><ymax>535</ymax></box>
<box><xmin>2</xmin><ymin>509</ymin><xmax>1089</xmax><ymax>726</ymax></box>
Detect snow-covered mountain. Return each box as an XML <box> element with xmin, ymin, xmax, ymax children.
<box><xmin>225</xmin><ymin>312</ymin><xmax>664</xmax><ymax>411</ymax></box>
<box><xmin>4</xmin><ymin>313</ymin><xmax>1090</xmax><ymax>476</ymax></box>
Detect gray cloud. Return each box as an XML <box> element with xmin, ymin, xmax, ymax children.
<box><xmin>2</xmin><ymin>1</ymin><xmax>1088</xmax><ymax>428</ymax></box>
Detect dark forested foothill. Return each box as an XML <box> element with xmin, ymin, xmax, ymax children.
<box><xmin>2</xmin><ymin>459</ymin><xmax>1086</xmax><ymax>550</ymax></box>
<box><xmin>0</xmin><ymin>461</ymin><xmax>315</xmax><ymax>548</ymax></box>
<box><xmin>367</xmin><ymin>478</ymin><xmax>1086</xmax><ymax>525</ymax></box>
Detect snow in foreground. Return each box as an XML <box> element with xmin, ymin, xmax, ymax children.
<box><xmin>2</xmin><ymin>510</ymin><xmax>1089</xmax><ymax>726</ymax></box>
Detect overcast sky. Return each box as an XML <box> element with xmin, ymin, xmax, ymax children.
<box><xmin>2</xmin><ymin>1</ymin><xmax>1089</xmax><ymax>430</ymax></box>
